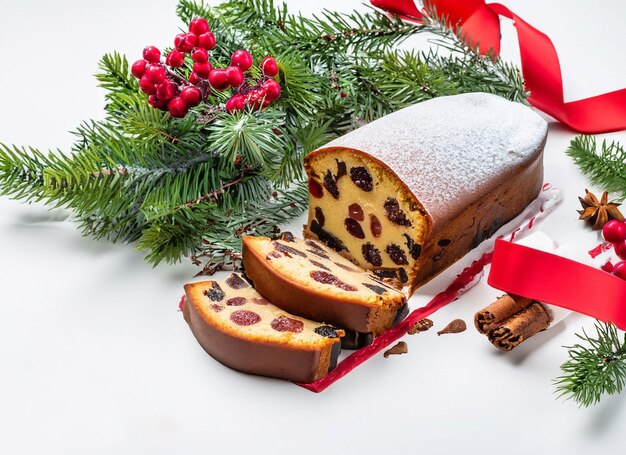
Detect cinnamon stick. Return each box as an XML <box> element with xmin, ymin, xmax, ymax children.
<box><xmin>474</xmin><ymin>294</ymin><xmax>534</xmax><ymax>334</ymax></box>
<box><xmin>486</xmin><ymin>303</ymin><xmax>551</xmax><ymax>351</ymax></box>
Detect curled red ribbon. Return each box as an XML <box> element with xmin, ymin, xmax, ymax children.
<box><xmin>370</xmin><ymin>0</ymin><xmax>626</xmax><ymax>133</ymax></box>
<box><xmin>488</xmin><ymin>239</ymin><xmax>626</xmax><ymax>330</ymax></box>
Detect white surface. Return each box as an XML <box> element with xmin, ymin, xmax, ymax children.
<box><xmin>1</xmin><ymin>1</ymin><xmax>625</xmax><ymax>454</ymax></box>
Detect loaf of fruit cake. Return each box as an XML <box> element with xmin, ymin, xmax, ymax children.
<box><xmin>182</xmin><ymin>273</ymin><xmax>343</xmax><ymax>383</ymax></box>
<box><xmin>304</xmin><ymin>93</ymin><xmax>547</xmax><ymax>292</ymax></box>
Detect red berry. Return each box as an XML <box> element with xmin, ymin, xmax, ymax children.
<box><xmin>168</xmin><ymin>97</ymin><xmax>188</xmax><ymax>118</ymax></box>
<box><xmin>166</xmin><ymin>50</ymin><xmax>185</xmax><ymax>68</ymax></box>
<box><xmin>148</xmin><ymin>95</ymin><xmax>168</xmax><ymax>109</ymax></box>
<box><xmin>193</xmin><ymin>61</ymin><xmax>213</xmax><ymax>78</ymax></box>
<box><xmin>180</xmin><ymin>86</ymin><xmax>202</xmax><ymax>107</ymax></box>
<box><xmin>144</xmin><ymin>64</ymin><xmax>167</xmax><ymax>84</ymax></box>
<box><xmin>188</xmin><ymin>72</ymin><xmax>201</xmax><ymax>85</ymax></box>
<box><xmin>262</xmin><ymin>79</ymin><xmax>281</xmax><ymax>101</ymax></box>
<box><xmin>231</xmin><ymin>50</ymin><xmax>253</xmax><ymax>71</ymax></box>
<box><xmin>226</xmin><ymin>66</ymin><xmax>244</xmax><ymax>87</ymax></box>
<box><xmin>603</xmin><ymin>220</ymin><xmax>626</xmax><ymax>244</ymax></box>
<box><xmin>175</xmin><ymin>33</ymin><xmax>197</xmax><ymax>52</ymax></box>
<box><xmin>197</xmin><ymin>32</ymin><xmax>216</xmax><ymax>50</ymax></box>
<box><xmin>208</xmin><ymin>68</ymin><xmax>229</xmax><ymax>90</ymax></box>
<box><xmin>189</xmin><ymin>17</ymin><xmax>210</xmax><ymax>35</ymax></box>
<box><xmin>139</xmin><ymin>76</ymin><xmax>157</xmax><ymax>95</ymax></box>
<box><xmin>131</xmin><ymin>59</ymin><xmax>147</xmax><ymax>78</ymax></box>
<box><xmin>191</xmin><ymin>48</ymin><xmax>208</xmax><ymax>63</ymax></box>
<box><xmin>225</xmin><ymin>94</ymin><xmax>245</xmax><ymax>113</ymax></box>
<box><xmin>616</xmin><ymin>240</ymin><xmax>626</xmax><ymax>260</ymax></box>
<box><xmin>142</xmin><ymin>46</ymin><xmax>161</xmax><ymax>63</ymax></box>
<box><xmin>156</xmin><ymin>81</ymin><xmax>177</xmax><ymax>101</ymax></box>
<box><xmin>260</xmin><ymin>56</ymin><xmax>278</xmax><ymax>77</ymax></box>
<box><xmin>613</xmin><ymin>261</ymin><xmax>626</xmax><ymax>280</ymax></box>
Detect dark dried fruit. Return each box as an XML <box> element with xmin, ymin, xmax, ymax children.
<box><xmin>308</xmin><ymin>178</ymin><xmax>323</xmax><ymax>198</ymax></box>
<box><xmin>204</xmin><ymin>282</ymin><xmax>225</xmax><ymax>302</ymax></box>
<box><xmin>350</xmin><ymin>166</ymin><xmax>373</xmax><ymax>192</ymax></box>
<box><xmin>398</xmin><ymin>268</ymin><xmax>409</xmax><ymax>283</ymax></box>
<box><xmin>362</xmin><ymin>243</ymin><xmax>382</xmax><ymax>266</ymax></box>
<box><xmin>344</xmin><ymin>218</ymin><xmax>365</xmax><ymax>239</ymax></box>
<box><xmin>280</xmin><ymin>231</ymin><xmax>295</xmax><ymax>242</ymax></box>
<box><xmin>348</xmin><ymin>203</ymin><xmax>364</xmax><ymax>221</ymax></box>
<box><xmin>334</xmin><ymin>262</ymin><xmax>361</xmax><ymax>273</ymax></box>
<box><xmin>335</xmin><ymin>159</ymin><xmax>347</xmax><ymax>179</ymax></box>
<box><xmin>266</xmin><ymin>251</ymin><xmax>282</xmax><ymax>260</ymax></box>
<box><xmin>363</xmin><ymin>282</ymin><xmax>387</xmax><ymax>295</ymax></box>
<box><xmin>230</xmin><ymin>310</ymin><xmax>261</xmax><ymax>326</ymax></box>
<box><xmin>226</xmin><ymin>297</ymin><xmax>247</xmax><ymax>306</ymax></box>
<box><xmin>274</xmin><ymin>241</ymin><xmax>307</xmax><ymax>258</ymax></box>
<box><xmin>209</xmin><ymin>304</ymin><xmax>224</xmax><ymax>313</ymax></box>
<box><xmin>315</xmin><ymin>325</ymin><xmax>339</xmax><ymax>338</ymax></box>
<box><xmin>271</xmin><ymin>316</ymin><xmax>304</xmax><ymax>333</ymax></box>
<box><xmin>309</xmin><ymin>259</ymin><xmax>330</xmax><ymax>271</ymax></box>
<box><xmin>306</xmin><ymin>240</ymin><xmax>325</xmax><ymax>251</ymax></box>
<box><xmin>310</xmin><ymin>220</ymin><xmax>346</xmax><ymax>252</ymax></box>
<box><xmin>438</xmin><ymin>239</ymin><xmax>451</xmax><ymax>247</ymax></box>
<box><xmin>373</xmin><ymin>269</ymin><xmax>397</xmax><ymax>279</ymax></box>
<box><xmin>370</xmin><ymin>214</ymin><xmax>382</xmax><ymax>237</ymax></box>
<box><xmin>403</xmin><ymin>234</ymin><xmax>421</xmax><ymax>260</ymax></box>
<box><xmin>225</xmin><ymin>274</ymin><xmax>249</xmax><ymax>290</ymax></box>
<box><xmin>252</xmin><ymin>297</ymin><xmax>269</xmax><ymax>305</ymax></box>
<box><xmin>314</xmin><ymin>207</ymin><xmax>325</xmax><ymax>227</ymax></box>
<box><xmin>323</xmin><ymin>170</ymin><xmax>339</xmax><ymax>199</ymax></box>
<box><xmin>386</xmin><ymin>243</ymin><xmax>409</xmax><ymax>265</ymax></box>
<box><xmin>384</xmin><ymin>198</ymin><xmax>412</xmax><ymax>227</ymax></box>
<box><xmin>310</xmin><ymin>270</ymin><xmax>357</xmax><ymax>292</ymax></box>
<box><xmin>307</xmin><ymin>248</ymin><xmax>330</xmax><ymax>260</ymax></box>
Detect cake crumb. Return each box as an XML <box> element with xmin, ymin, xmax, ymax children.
<box><xmin>383</xmin><ymin>341</ymin><xmax>408</xmax><ymax>358</ymax></box>
<box><xmin>408</xmin><ymin>318</ymin><xmax>433</xmax><ymax>334</ymax></box>
<box><xmin>437</xmin><ymin>319</ymin><xmax>467</xmax><ymax>336</ymax></box>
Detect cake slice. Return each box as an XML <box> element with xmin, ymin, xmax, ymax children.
<box><xmin>182</xmin><ymin>273</ymin><xmax>343</xmax><ymax>383</ymax></box>
<box><xmin>241</xmin><ymin>233</ymin><xmax>408</xmax><ymax>345</ymax></box>
<box><xmin>304</xmin><ymin>93</ymin><xmax>547</xmax><ymax>292</ymax></box>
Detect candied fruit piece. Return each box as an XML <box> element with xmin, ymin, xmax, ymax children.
<box><xmin>308</xmin><ymin>178</ymin><xmax>323</xmax><ymax>198</ymax></box>
<box><xmin>323</xmin><ymin>170</ymin><xmax>339</xmax><ymax>199</ymax></box>
<box><xmin>225</xmin><ymin>274</ymin><xmax>249</xmax><ymax>289</ymax></box>
<box><xmin>362</xmin><ymin>243</ymin><xmax>382</xmax><ymax>266</ymax></box>
<box><xmin>204</xmin><ymin>282</ymin><xmax>225</xmax><ymax>302</ymax></box>
<box><xmin>384</xmin><ymin>198</ymin><xmax>412</xmax><ymax>227</ymax></box>
<box><xmin>230</xmin><ymin>310</ymin><xmax>261</xmax><ymax>326</ymax></box>
<box><xmin>363</xmin><ymin>282</ymin><xmax>387</xmax><ymax>295</ymax></box>
<box><xmin>226</xmin><ymin>297</ymin><xmax>247</xmax><ymax>306</ymax></box>
<box><xmin>386</xmin><ymin>243</ymin><xmax>409</xmax><ymax>265</ymax></box>
<box><xmin>310</xmin><ymin>270</ymin><xmax>357</xmax><ymax>291</ymax></box>
<box><xmin>271</xmin><ymin>316</ymin><xmax>304</xmax><ymax>333</ymax></box>
<box><xmin>344</xmin><ymin>218</ymin><xmax>365</xmax><ymax>239</ymax></box>
<box><xmin>348</xmin><ymin>203</ymin><xmax>364</xmax><ymax>221</ymax></box>
<box><xmin>349</xmin><ymin>166</ymin><xmax>373</xmax><ymax>192</ymax></box>
<box><xmin>370</xmin><ymin>214</ymin><xmax>382</xmax><ymax>238</ymax></box>
<box><xmin>315</xmin><ymin>207</ymin><xmax>325</xmax><ymax>227</ymax></box>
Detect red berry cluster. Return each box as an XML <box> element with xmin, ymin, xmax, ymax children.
<box><xmin>602</xmin><ymin>219</ymin><xmax>626</xmax><ymax>280</ymax></box>
<box><xmin>130</xmin><ymin>17</ymin><xmax>281</xmax><ymax>118</ymax></box>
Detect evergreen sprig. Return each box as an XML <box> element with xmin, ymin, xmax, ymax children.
<box><xmin>554</xmin><ymin>321</ymin><xmax>626</xmax><ymax>407</ymax></box>
<box><xmin>0</xmin><ymin>0</ymin><xmax>527</xmax><ymax>271</ymax></box>
<box><xmin>567</xmin><ymin>135</ymin><xmax>626</xmax><ymax>201</ymax></box>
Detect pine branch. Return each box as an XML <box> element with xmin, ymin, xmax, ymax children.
<box><xmin>554</xmin><ymin>321</ymin><xmax>626</xmax><ymax>407</ymax></box>
<box><xmin>567</xmin><ymin>135</ymin><xmax>626</xmax><ymax>201</ymax></box>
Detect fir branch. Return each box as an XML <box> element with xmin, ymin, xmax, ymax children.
<box><xmin>567</xmin><ymin>135</ymin><xmax>626</xmax><ymax>201</ymax></box>
<box><xmin>554</xmin><ymin>321</ymin><xmax>626</xmax><ymax>407</ymax></box>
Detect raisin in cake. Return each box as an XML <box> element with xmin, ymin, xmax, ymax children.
<box><xmin>182</xmin><ymin>273</ymin><xmax>343</xmax><ymax>383</ymax></box>
<box><xmin>304</xmin><ymin>93</ymin><xmax>547</xmax><ymax>292</ymax></box>
<box><xmin>241</xmin><ymin>234</ymin><xmax>407</xmax><ymax>344</ymax></box>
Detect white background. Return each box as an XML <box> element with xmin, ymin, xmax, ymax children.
<box><xmin>1</xmin><ymin>1</ymin><xmax>625</xmax><ymax>453</ymax></box>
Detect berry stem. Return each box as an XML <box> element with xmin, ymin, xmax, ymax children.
<box><xmin>164</xmin><ymin>66</ymin><xmax>191</xmax><ymax>86</ymax></box>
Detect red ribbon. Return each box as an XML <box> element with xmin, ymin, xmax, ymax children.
<box><xmin>488</xmin><ymin>239</ymin><xmax>626</xmax><ymax>330</ymax></box>
<box><xmin>370</xmin><ymin>0</ymin><xmax>626</xmax><ymax>133</ymax></box>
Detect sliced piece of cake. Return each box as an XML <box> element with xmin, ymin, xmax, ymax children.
<box><xmin>241</xmin><ymin>234</ymin><xmax>408</xmax><ymax>343</ymax></box>
<box><xmin>182</xmin><ymin>273</ymin><xmax>343</xmax><ymax>383</ymax></box>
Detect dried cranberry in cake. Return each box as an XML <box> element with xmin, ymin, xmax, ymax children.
<box><xmin>308</xmin><ymin>178</ymin><xmax>323</xmax><ymax>198</ymax></box>
<box><xmin>310</xmin><ymin>270</ymin><xmax>357</xmax><ymax>291</ymax></box>
<box><xmin>350</xmin><ymin>166</ymin><xmax>373</xmax><ymax>192</ymax></box>
<box><xmin>230</xmin><ymin>310</ymin><xmax>261</xmax><ymax>326</ymax></box>
<box><xmin>226</xmin><ymin>297</ymin><xmax>247</xmax><ymax>306</ymax></box>
<box><xmin>348</xmin><ymin>203</ymin><xmax>364</xmax><ymax>221</ymax></box>
<box><xmin>386</xmin><ymin>243</ymin><xmax>409</xmax><ymax>265</ymax></box>
<box><xmin>309</xmin><ymin>259</ymin><xmax>331</xmax><ymax>271</ymax></box>
<box><xmin>362</xmin><ymin>243</ymin><xmax>382</xmax><ymax>266</ymax></box>
<box><xmin>384</xmin><ymin>198</ymin><xmax>412</xmax><ymax>227</ymax></box>
<box><xmin>252</xmin><ymin>297</ymin><xmax>269</xmax><ymax>305</ymax></box>
<box><xmin>323</xmin><ymin>170</ymin><xmax>339</xmax><ymax>199</ymax></box>
<box><xmin>344</xmin><ymin>218</ymin><xmax>365</xmax><ymax>239</ymax></box>
<box><xmin>210</xmin><ymin>304</ymin><xmax>224</xmax><ymax>312</ymax></box>
<box><xmin>362</xmin><ymin>283</ymin><xmax>387</xmax><ymax>295</ymax></box>
<box><xmin>274</xmin><ymin>241</ymin><xmax>307</xmax><ymax>258</ymax></box>
<box><xmin>370</xmin><ymin>214</ymin><xmax>382</xmax><ymax>238</ymax></box>
<box><xmin>271</xmin><ymin>316</ymin><xmax>304</xmax><ymax>333</ymax></box>
<box><xmin>314</xmin><ymin>207</ymin><xmax>325</xmax><ymax>227</ymax></box>
<box><xmin>225</xmin><ymin>274</ymin><xmax>249</xmax><ymax>289</ymax></box>
<box><xmin>204</xmin><ymin>282</ymin><xmax>225</xmax><ymax>301</ymax></box>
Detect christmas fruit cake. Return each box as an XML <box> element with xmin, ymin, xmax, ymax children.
<box><xmin>304</xmin><ymin>92</ymin><xmax>547</xmax><ymax>292</ymax></box>
<box><xmin>241</xmin><ymin>233</ymin><xmax>408</xmax><ymax>346</ymax></box>
<box><xmin>182</xmin><ymin>273</ymin><xmax>343</xmax><ymax>383</ymax></box>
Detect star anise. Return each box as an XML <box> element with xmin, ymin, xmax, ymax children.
<box><xmin>578</xmin><ymin>189</ymin><xmax>624</xmax><ymax>230</ymax></box>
